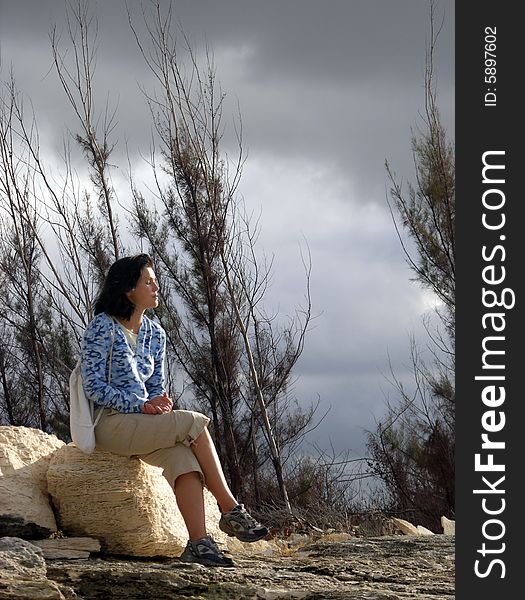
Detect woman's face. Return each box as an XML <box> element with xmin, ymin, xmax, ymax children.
<box><xmin>126</xmin><ymin>266</ymin><xmax>160</xmax><ymax>312</ymax></box>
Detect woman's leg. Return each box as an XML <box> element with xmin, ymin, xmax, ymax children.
<box><xmin>190</xmin><ymin>427</ymin><xmax>237</xmax><ymax>513</ymax></box>
<box><xmin>141</xmin><ymin>424</ymin><xmax>268</xmax><ymax>546</ymax></box>
<box><xmin>191</xmin><ymin>428</ymin><xmax>269</xmax><ymax>543</ymax></box>
<box><xmin>174</xmin><ymin>472</ymin><xmax>206</xmax><ymax>541</ymax></box>
<box><xmin>175</xmin><ymin>470</ymin><xmax>235</xmax><ymax>566</ymax></box>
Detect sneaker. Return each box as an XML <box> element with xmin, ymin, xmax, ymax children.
<box><xmin>219</xmin><ymin>504</ymin><xmax>269</xmax><ymax>542</ymax></box>
<box><xmin>179</xmin><ymin>535</ymin><xmax>234</xmax><ymax>567</ymax></box>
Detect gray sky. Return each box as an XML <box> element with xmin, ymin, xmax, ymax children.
<box><xmin>0</xmin><ymin>0</ymin><xmax>455</xmax><ymax>460</ymax></box>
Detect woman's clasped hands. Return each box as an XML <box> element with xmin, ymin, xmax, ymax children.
<box><xmin>142</xmin><ymin>392</ymin><xmax>173</xmax><ymax>414</ymax></box>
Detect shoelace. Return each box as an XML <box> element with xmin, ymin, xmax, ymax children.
<box><xmin>235</xmin><ymin>507</ymin><xmax>260</xmax><ymax>527</ymax></box>
<box><xmin>197</xmin><ymin>536</ymin><xmax>224</xmax><ymax>554</ymax></box>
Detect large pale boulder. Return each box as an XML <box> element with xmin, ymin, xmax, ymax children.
<box><xmin>0</xmin><ymin>426</ymin><xmax>65</xmax><ymax>539</ymax></box>
<box><xmin>47</xmin><ymin>444</ymin><xmax>227</xmax><ymax>557</ymax></box>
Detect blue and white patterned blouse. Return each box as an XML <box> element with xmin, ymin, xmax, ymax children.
<box><xmin>80</xmin><ymin>312</ymin><xmax>167</xmax><ymax>413</ymax></box>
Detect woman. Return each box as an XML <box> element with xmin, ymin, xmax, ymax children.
<box><xmin>81</xmin><ymin>254</ymin><xmax>268</xmax><ymax>567</ymax></box>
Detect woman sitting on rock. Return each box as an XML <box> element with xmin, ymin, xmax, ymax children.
<box><xmin>81</xmin><ymin>253</ymin><xmax>268</xmax><ymax>567</ymax></box>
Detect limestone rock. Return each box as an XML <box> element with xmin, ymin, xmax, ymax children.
<box><xmin>32</xmin><ymin>537</ymin><xmax>101</xmax><ymax>560</ymax></box>
<box><xmin>441</xmin><ymin>515</ymin><xmax>455</xmax><ymax>535</ymax></box>
<box><xmin>391</xmin><ymin>517</ymin><xmax>419</xmax><ymax>535</ymax></box>
<box><xmin>47</xmin><ymin>444</ymin><xmax>227</xmax><ymax>557</ymax></box>
<box><xmin>0</xmin><ymin>426</ymin><xmax>65</xmax><ymax>539</ymax></box>
<box><xmin>226</xmin><ymin>537</ymin><xmax>275</xmax><ymax>556</ymax></box>
<box><xmin>0</xmin><ymin>536</ymin><xmax>65</xmax><ymax>600</ymax></box>
<box><xmin>417</xmin><ymin>525</ymin><xmax>435</xmax><ymax>535</ymax></box>
<box><xmin>44</xmin><ymin>535</ymin><xmax>455</xmax><ymax>599</ymax></box>
<box><xmin>0</xmin><ymin>536</ymin><xmax>47</xmax><ymax>579</ymax></box>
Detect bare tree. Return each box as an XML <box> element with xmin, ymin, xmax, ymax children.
<box><xmin>128</xmin><ymin>2</ymin><xmax>314</xmax><ymax>511</ymax></box>
<box><xmin>50</xmin><ymin>0</ymin><xmax>121</xmax><ymax>264</ymax></box>
<box><xmin>367</xmin><ymin>1</ymin><xmax>455</xmax><ymax>531</ymax></box>
<box><xmin>0</xmin><ymin>75</ymin><xmax>50</xmax><ymax>430</ymax></box>
<box><xmin>0</xmin><ymin>2</ymin><xmax>123</xmax><ymax>431</ymax></box>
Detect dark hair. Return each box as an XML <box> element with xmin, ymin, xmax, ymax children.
<box><xmin>94</xmin><ymin>254</ymin><xmax>154</xmax><ymax>319</ymax></box>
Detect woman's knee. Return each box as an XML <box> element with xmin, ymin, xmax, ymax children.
<box><xmin>187</xmin><ymin>410</ymin><xmax>209</xmax><ymax>422</ymax></box>
<box><xmin>174</xmin><ymin>470</ymin><xmax>202</xmax><ymax>487</ymax></box>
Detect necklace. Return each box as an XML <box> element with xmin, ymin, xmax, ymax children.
<box><xmin>115</xmin><ymin>317</ymin><xmax>141</xmax><ymax>335</ymax></box>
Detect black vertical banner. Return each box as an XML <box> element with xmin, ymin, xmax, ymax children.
<box><xmin>456</xmin><ymin>2</ymin><xmax>523</xmax><ymax>597</ymax></box>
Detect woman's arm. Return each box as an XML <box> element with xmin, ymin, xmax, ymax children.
<box><xmin>80</xmin><ymin>314</ymin><xmax>146</xmax><ymax>413</ymax></box>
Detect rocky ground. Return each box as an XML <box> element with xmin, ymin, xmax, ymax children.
<box><xmin>13</xmin><ymin>534</ymin><xmax>455</xmax><ymax>600</ymax></box>
<box><xmin>0</xmin><ymin>426</ymin><xmax>456</xmax><ymax>599</ymax></box>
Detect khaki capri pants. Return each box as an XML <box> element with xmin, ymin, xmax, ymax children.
<box><xmin>94</xmin><ymin>408</ymin><xmax>210</xmax><ymax>488</ymax></box>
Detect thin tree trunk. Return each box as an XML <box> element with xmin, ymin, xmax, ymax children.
<box><xmin>220</xmin><ymin>261</ymin><xmax>292</xmax><ymax>514</ymax></box>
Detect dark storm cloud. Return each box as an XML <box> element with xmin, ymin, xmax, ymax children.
<box><xmin>1</xmin><ymin>0</ymin><xmax>454</xmax><ymax>191</ymax></box>
<box><xmin>167</xmin><ymin>0</ymin><xmax>455</xmax><ymax>201</ymax></box>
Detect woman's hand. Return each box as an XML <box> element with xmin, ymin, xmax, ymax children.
<box><xmin>142</xmin><ymin>392</ymin><xmax>173</xmax><ymax>414</ymax></box>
